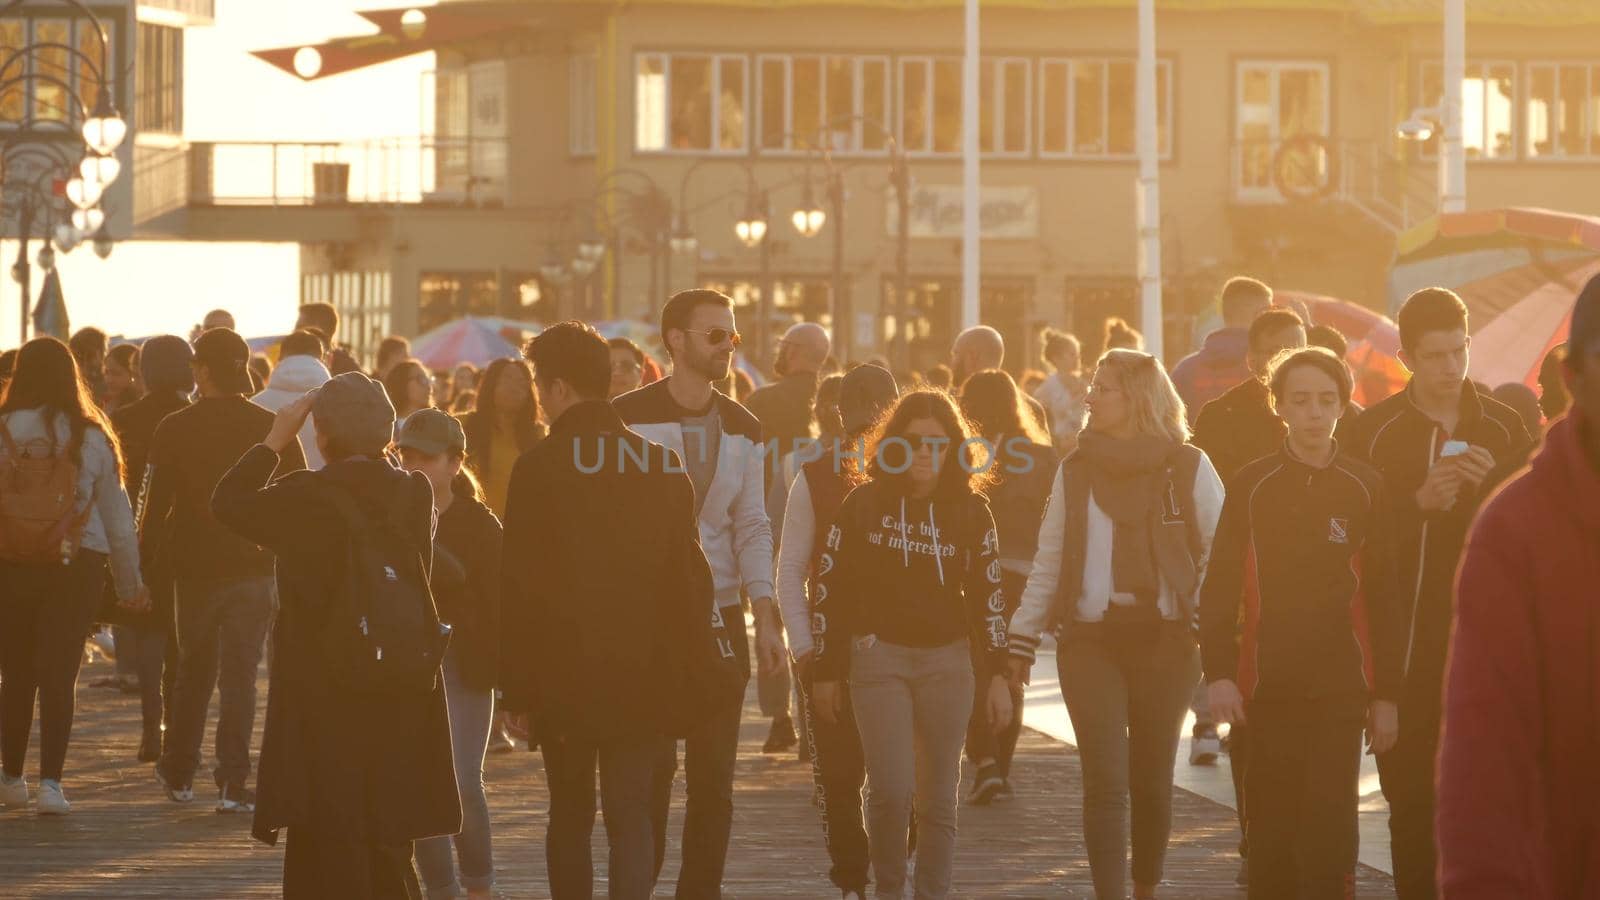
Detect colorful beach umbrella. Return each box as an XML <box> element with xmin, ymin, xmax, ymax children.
<box><xmin>411</xmin><ymin>316</ymin><xmax>532</xmax><ymax>370</ymax></box>
<box><xmin>1277</xmin><ymin>290</ymin><xmax>1407</xmax><ymax>407</ymax></box>
<box><xmin>1391</xmin><ymin>208</ymin><xmax>1600</xmax><ymax>390</ymax></box>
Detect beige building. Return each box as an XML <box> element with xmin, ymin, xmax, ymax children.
<box><xmin>142</xmin><ymin>0</ymin><xmax>1600</xmax><ymax>370</ymax></box>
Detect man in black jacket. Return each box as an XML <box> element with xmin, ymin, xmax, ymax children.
<box><xmin>212</xmin><ymin>372</ymin><xmax>459</xmax><ymax>899</ymax></box>
<box><xmin>1341</xmin><ymin>287</ymin><xmax>1530</xmax><ymax>900</ymax></box>
<box><xmin>501</xmin><ymin>322</ymin><xmax>730</xmax><ymax>900</ymax></box>
<box><xmin>1192</xmin><ymin>308</ymin><xmax>1308</xmax><ymax>483</ymax></box>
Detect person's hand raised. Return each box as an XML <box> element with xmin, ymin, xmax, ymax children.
<box><xmin>264</xmin><ymin>392</ymin><xmax>316</xmax><ymax>455</ymax></box>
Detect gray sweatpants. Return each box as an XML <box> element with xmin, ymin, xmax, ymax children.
<box><xmin>848</xmin><ymin>638</ymin><xmax>974</xmax><ymax>900</ymax></box>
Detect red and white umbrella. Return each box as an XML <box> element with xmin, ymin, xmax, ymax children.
<box><xmin>411</xmin><ymin>317</ymin><xmax>536</xmax><ymax>370</ymax></box>
<box><xmin>1391</xmin><ymin>208</ymin><xmax>1600</xmax><ymax>390</ymax></box>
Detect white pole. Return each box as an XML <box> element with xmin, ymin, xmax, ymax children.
<box><xmin>960</xmin><ymin>0</ymin><xmax>981</xmax><ymax>330</ymax></box>
<box><xmin>1135</xmin><ymin>0</ymin><xmax>1163</xmax><ymax>359</ymax></box>
<box><xmin>1440</xmin><ymin>0</ymin><xmax>1467</xmax><ymax>213</ymax></box>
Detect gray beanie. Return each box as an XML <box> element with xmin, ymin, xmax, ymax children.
<box><xmin>839</xmin><ymin>364</ymin><xmax>898</xmax><ymax>435</ymax></box>
<box><xmin>139</xmin><ymin>335</ymin><xmax>195</xmax><ymax>395</ymax></box>
<box><xmin>313</xmin><ymin>372</ymin><xmax>396</xmax><ymax>458</ymax></box>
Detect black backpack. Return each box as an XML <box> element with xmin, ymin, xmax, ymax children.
<box><xmin>321</xmin><ymin>482</ymin><xmax>450</xmax><ymax>696</ymax></box>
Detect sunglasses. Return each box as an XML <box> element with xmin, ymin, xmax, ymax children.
<box><xmin>685</xmin><ymin>328</ymin><xmax>742</xmax><ymax>348</ymax></box>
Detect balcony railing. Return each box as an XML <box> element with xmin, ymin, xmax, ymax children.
<box><xmin>1229</xmin><ymin>138</ymin><xmax>1438</xmax><ymax>235</ymax></box>
<box><xmin>187</xmin><ymin>137</ymin><xmax>510</xmax><ymax>208</ymax></box>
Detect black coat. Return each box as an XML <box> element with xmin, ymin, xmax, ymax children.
<box><xmin>498</xmin><ymin>400</ymin><xmax>740</xmax><ymax>743</ymax></box>
<box><xmin>432</xmin><ymin>494</ymin><xmax>502</xmax><ymax>692</ymax></box>
<box><xmin>212</xmin><ymin>446</ymin><xmax>461</xmax><ymax>848</ymax></box>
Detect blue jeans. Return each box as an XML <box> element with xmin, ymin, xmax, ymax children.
<box><xmin>158</xmin><ymin>575</ymin><xmax>274</xmax><ymax>791</ymax></box>
<box><xmin>416</xmin><ymin>649</ymin><xmax>495</xmax><ymax>898</ymax></box>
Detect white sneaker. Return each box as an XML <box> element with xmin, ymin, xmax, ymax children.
<box><xmin>1189</xmin><ymin>729</ymin><xmax>1222</xmax><ymax>765</ymax></box>
<box><xmin>36</xmin><ymin>780</ymin><xmax>69</xmax><ymax>815</ymax></box>
<box><xmin>88</xmin><ymin>628</ymin><xmax>116</xmax><ymax>662</ymax></box>
<box><xmin>0</xmin><ymin>773</ymin><xmax>27</xmax><ymax>809</ymax></box>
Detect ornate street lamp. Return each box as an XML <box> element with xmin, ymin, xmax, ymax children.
<box><xmin>734</xmin><ymin>195</ymin><xmax>768</xmax><ymax>249</ymax></box>
<box><xmin>790</xmin><ymin>179</ymin><xmax>826</xmax><ymax>238</ymax></box>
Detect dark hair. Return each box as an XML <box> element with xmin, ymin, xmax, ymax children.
<box><xmin>660</xmin><ymin>289</ymin><xmax>733</xmax><ymax>357</ymax></box>
<box><xmin>1306</xmin><ymin>323</ymin><xmax>1349</xmax><ymax>357</ymax></box>
<box><xmin>297</xmin><ymin>302</ymin><xmax>339</xmax><ymax>341</ymax></box>
<box><xmin>0</xmin><ymin>349</ymin><xmax>16</xmax><ymax>387</ymax></box>
<box><xmin>1104</xmin><ymin>317</ymin><xmax>1144</xmax><ymax>351</ymax></box>
<box><xmin>69</xmin><ymin>327</ymin><xmax>108</xmax><ymax>364</ymax></box>
<box><xmin>1220</xmin><ymin>276</ymin><xmax>1274</xmax><ymax>325</ymax></box>
<box><xmin>377</xmin><ymin>336</ymin><xmax>412</xmax><ymax>368</ymax></box>
<box><xmin>281</xmin><ymin>329</ymin><xmax>327</xmax><ymax>360</ymax></box>
<box><xmin>106</xmin><ymin>343</ymin><xmax>139</xmax><ymax>374</ymax></box>
<box><xmin>479</xmin><ymin>357</ymin><xmax>543</xmax><ymax>430</ymax></box>
<box><xmin>1397</xmin><ymin>287</ymin><xmax>1469</xmax><ymax>353</ymax></box>
<box><xmin>1538</xmin><ymin>344</ymin><xmax>1570</xmax><ymax>418</ymax></box>
<box><xmin>924</xmin><ymin>364</ymin><xmax>953</xmax><ymax>391</ymax></box>
<box><xmin>813</xmin><ymin>373</ymin><xmax>845</xmax><ymax>438</ymax></box>
<box><xmin>449</xmin><ymin>389</ymin><xmax>478</xmax><ymax>414</ymax></box>
<box><xmin>382</xmin><ymin>359</ymin><xmax>430</xmax><ymax>414</ymax></box>
<box><xmin>959</xmin><ymin>369</ymin><xmax>1051</xmax><ymax>446</ymax></box>
<box><xmin>863</xmin><ymin>389</ymin><xmax>995</xmax><ymax>497</ymax></box>
<box><xmin>529</xmin><ymin>321</ymin><xmax>611</xmax><ymax>401</ymax></box>
<box><xmin>1248</xmin><ymin>308</ymin><xmax>1306</xmax><ymax>354</ymax></box>
<box><xmin>608</xmin><ymin>337</ymin><xmax>646</xmax><ymax>366</ymax></box>
<box><xmin>248</xmin><ymin>355</ymin><xmax>272</xmax><ymax>393</ymax></box>
<box><xmin>1491</xmin><ymin>382</ymin><xmax>1543</xmax><ymax>437</ymax></box>
<box><xmin>1267</xmin><ymin>346</ymin><xmax>1353</xmax><ymax>409</ymax></box>
<box><xmin>327</xmin><ymin>347</ymin><xmax>362</xmax><ymax>376</ymax></box>
<box><xmin>0</xmin><ymin>337</ymin><xmax>125</xmax><ymax>481</ymax></box>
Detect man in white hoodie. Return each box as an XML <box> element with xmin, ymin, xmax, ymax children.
<box><xmin>251</xmin><ymin>330</ymin><xmax>331</xmax><ymax>469</ymax></box>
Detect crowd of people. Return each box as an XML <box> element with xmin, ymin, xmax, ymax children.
<box><xmin>0</xmin><ymin>272</ymin><xmax>1593</xmax><ymax>900</ymax></box>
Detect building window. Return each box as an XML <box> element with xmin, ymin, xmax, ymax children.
<box><xmin>0</xmin><ymin>17</ymin><xmax>118</xmax><ymax>127</ymax></box>
<box><xmin>1418</xmin><ymin>61</ymin><xmax>1515</xmax><ymax>160</ymax></box>
<box><xmin>1526</xmin><ymin>62</ymin><xmax>1600</xmax><ymax>160</ymax></box>
<box><xmin>635</xmin><ymin>52</ymin><xmax>747</xmax><ymax>154</ymax></box>
<box><xmin>419</xmin><ymin>272</ymin><xmax>498</xmax><ymax>336</ymax></box>
<box><xmin>757</xmin><ymin>54</ymin><xmax>890</xmax><ymax>153</ymax></box>
<box><xmin>1039</xmin><ymin>57</ymin><xmax>1171</xmax><ymax>159</ymax></box>
<box><xmin>897</xmin><ymin>57</ymin><xmax>1032</xmax><ymax>157</ymax></box>
<box><xmin>136</xmin><ymin>23</ymin><xmax>182</xmax><ymax>135</ymax></box>
<box><xmin>570</xmin><ymin>54</ymin><xmax>597</xmax><ymax>156</ymax></box>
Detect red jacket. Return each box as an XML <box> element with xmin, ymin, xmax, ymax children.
<box><xmin>1437</xmin><ymin>413</ymin><xmax>1600</xmax><ymax>899</ymax></box>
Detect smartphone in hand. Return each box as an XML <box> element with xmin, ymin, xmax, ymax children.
<box><xmin>1440</xmin><ymin>440</ymin><xmax>1470</xmax><ymax>459</ymax></box>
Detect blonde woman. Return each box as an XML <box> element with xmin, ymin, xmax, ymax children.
<box><xmin>1006</xmin><ymin>349</ymin><xmax>1224</xmax><ymax>900</ymax></box>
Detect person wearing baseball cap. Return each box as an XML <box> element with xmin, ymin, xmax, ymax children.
<box><xmin>1438</xmin><ymin>275</ymin><xmax>1600</xmax><ymax>897</ymax></box>
<box><xmin>211</xmin><ymin>373</ymin><xmax>459</xmax><ymax>896</ymax></box>
<box><xmin>393</xmin><ymin>408</ymin><xmax>503</xmax><ymax>900</ymax></box>
<box><xmin>144</xmin><ymin>328</ymin><xmax>306</xmax><ymax>813</ymax></box>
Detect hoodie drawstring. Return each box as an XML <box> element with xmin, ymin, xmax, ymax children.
<box><xmin>898</xmin><ymin>495</ymin><xmax>946</xmax><ymax>587</ymax></box>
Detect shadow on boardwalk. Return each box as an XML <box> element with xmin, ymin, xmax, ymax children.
<box><xmin>0</xmin><ymin>658</ymin><xmax>1396</xmax><ymax>898</ymax></box>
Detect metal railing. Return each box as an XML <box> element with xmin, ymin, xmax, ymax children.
<box><xmin>186</xmin><ymin>137</ymin><xmax>511</xmax><ymax>207</ymax></box>
<box><xmin>1229</xmin><ymin>138</ymin><xmax>1438</xmax><ymax>235</ymax></box>
<box><xmin>133</xmin><ymin>141</ymin><xmax>188</xmax><ymax>225</ymax></box>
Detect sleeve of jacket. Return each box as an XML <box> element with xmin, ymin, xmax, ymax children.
<box><xmin>1363</xmin><ymin>481</ymin><xmax>1406</xmax><ymax>702</ymax></box>
<box><xmin>1190</xmin><ymin>402</ymin><xmax>1231</xmax><ymax>482</ymax></box>
<box><xmin>732</xmin><ymin>430</ymin><xmax>776</xmax><ymax>601</ymax></box>
<box><xmin>496</xmin><ymin>451</ymin><xmax>540</xmax><ymax>711</ymax></box>
<box><xmin>136</xmin><ymin>417</ymin><xmax>179</xmax><ymax>579</ymax></box>
<box><xmin>209</xmin><ymin>444</ymin><xmax>312</xmax><ymax>556</ymax></box>
<box><xmin>811</xmin><ymin>487</ymin><xmax>862</xmax><ymax>682</ymax></box>
<box><xmin>1191</xmin><ymin>452</ymin><xmax>1226</xmax><ymax>576</ymax></box>
<box><xmin>1199</xmin><ymin>472</ymin><xmax>1251</xmax><ymax>686</ymax></box>
<box><xmin>1006</xmin><ymin>465</ymin><xmax>1066</xmax><ymax>666</ymax></box>
<box><xmin>86</xmin><ymin>428</ymin><xmax>144</xmax><ymax>601</ymax></box>
<box><xmin>964</xmin><ymin>497</ymin><xmax>1009</xmax><ymax>677</ymax></box>
<box><xmin>776</xmin><ymin>470</ymin><xmax>816</xmax><ymax>659</ymax></box>
<box><xmin>1436</xmin><ymin>508</ymin><xmax>1552</xmax><ymax>900</ymax></box>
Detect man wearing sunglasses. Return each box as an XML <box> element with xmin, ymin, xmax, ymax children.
<box><xmin>614</xmin><ymin>289</ymin><xmax>781</xmax><ymax>899</ymax></box>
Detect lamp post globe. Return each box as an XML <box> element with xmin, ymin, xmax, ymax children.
<box><xmin>400</xmin><ymin>9</ymin><xmax>428</xmax><ymax>39</ymax></box>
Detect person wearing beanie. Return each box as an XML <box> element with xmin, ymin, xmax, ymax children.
<box><xmin>775</xmin><ymin>363</ymin><xmax>897</xmax><ymax>900</ymax></box>
<box><xmin>110</xmin><ymin>335</ymin><xmax>196</xmax><ymax>763</ymax></box>
<box><xmin>143</xmin><ymin>328</ymin><xmax>308</xmax><ymax>814</ymax></box>
<box><xmin>1436</xmin><ymin>274</ymin><xmax>1600</xmax><ymax>900</ymax></box>
<box><xmin>212</xmin><ymin>372</ymin><xmax>459</xmax><ymax>898</ymax></box>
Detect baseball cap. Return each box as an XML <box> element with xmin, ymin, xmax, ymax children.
<box><xmin>839</xmin><ymin>364</ymin><xmax>899</xmax><ymax>434</ymax></box>
<box><xmin>192</xmin><ymin>328</ymin><xmax>255</xmax><ymax>395</ymax></box>
<box><xmin>313</xmin><ymin>372</ymin><xmax>396</xmax><ymax>458</ymax></box>
<box><xmin>396</xmin><ymin>408</ymin><xmax>466</xmax><ymax>457</ymax></box>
